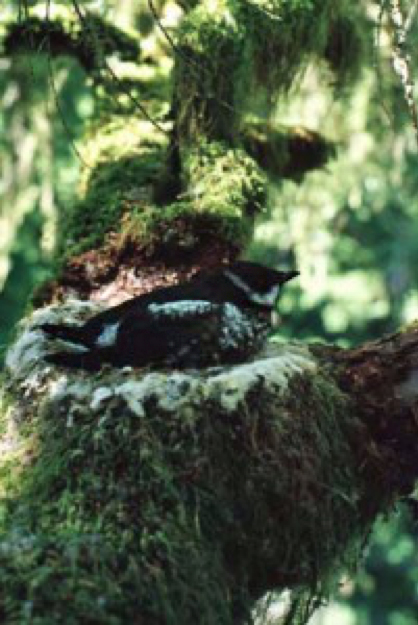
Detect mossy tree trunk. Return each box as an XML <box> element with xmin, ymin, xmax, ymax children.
<box><xmin>4</xmin><ymin>1</ymin><xmax>360</xmax><ymax>302</ymax></box>
<box><xmin>3</xmin><ymin>2</ymin><xmax>413</xmax><ymax>625</ymax></box>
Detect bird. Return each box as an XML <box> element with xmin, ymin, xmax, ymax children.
<box><xmin>41</xmin><ymin>261</ymin><xmax>298</xmax><ymax>371</ymax></box>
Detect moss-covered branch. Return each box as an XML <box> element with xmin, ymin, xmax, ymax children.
<box><xmin>241</xmin><ymin>121</ymin><xmax>337</xmax><ymax>181</ymax></box>
<box><xmin>2</xmin><ymin>307</ymin><xmax>418</xmax><ymax>624</ymax></box>
<box><xmin>3</xmin><ymin>13</ymin><xmax>141</xmax><ymax>74</ymax></box>
<box><xmin>174</xmin><ymin>0</ymin><xmax>369</xmax><ymax>142</ymax></box>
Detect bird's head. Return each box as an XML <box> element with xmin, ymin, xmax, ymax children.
<box><xmin>224</xmin><ymin>261</ymin><xmax>299</xmax><ymax>309</ymax></box>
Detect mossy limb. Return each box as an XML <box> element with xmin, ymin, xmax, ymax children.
<box><xmin>0</xmin><ymin>306</ymin><xmax>373</xmax><ymax>624</ymax></box>
<box><xmin>62</xmin><ymin>134</ymin><xmax>266</xmax><ymax>262</ymax></box>
<box><xmin>3</xmin><ymin>12</ymin><xmax>141</xmax><ymax>74</ymax></box>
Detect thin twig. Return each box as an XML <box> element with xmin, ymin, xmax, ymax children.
<box><xmin>70</xmin><ymin>0</ymin><xmax>169</xmax><ymax>135</ymax></box>
<box><xmin>45</xmin><ymin>0</ymin><xmax>93</xmax><ymax>169</ymax></box>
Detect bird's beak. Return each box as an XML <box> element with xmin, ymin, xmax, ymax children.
<box><xmin>282</xmin><ymin>270</ymin><xmax>299</xmax><ymax>284</ymax></box>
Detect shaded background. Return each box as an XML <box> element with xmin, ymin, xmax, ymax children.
<box><xmin>1</xmin><ymin>1</ymin><xmax>417</xmax><ymax>622</ymax></box>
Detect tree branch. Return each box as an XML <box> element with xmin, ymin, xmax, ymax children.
<box><xmin>3</xmin><ymin>14</ymin><xmax>141</xmax><ymax>74</ymax></box>
<box><xmin>2</xmin><ymin>304</ymin><xmax>418</xmax><ymax>623</ymax></box>
<box><xmin>241</xmin><ymin>122</ymin><xmax>336</xmax><ymax>182</ymax></box>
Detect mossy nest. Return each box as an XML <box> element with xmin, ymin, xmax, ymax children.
<box><xmin>0</xmin><ymin>304</ymin><xmax>372</xmax><ymax>624</ymax></box>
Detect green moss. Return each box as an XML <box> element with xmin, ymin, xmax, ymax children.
<box><xmin>125</xmin><ymin>202</ymin><xmax>243</xmax><ymax>260</ymax></box>
<box><xmin>62</xmin><ymin>152</ymin><xmax>162</xmax><ymax>257</ymax></box>
<box><xmin>60</xmin><ymin>116</ymin><xmax>167</xmax><ymax>258</ymax></box>
<box><xmin>176</xmin><ymin>0</ymin><xmax>369</xmax><ymax>142</ymax></box>
<box><xmin>124</xmin><ymin>140</ymin><xmax>266</xmax><ymax>256</ymax></box>
<box><xmin>235</xmin><ymin>0</ymin><xmax>330</xmax><ymax>94</ymax></box>
<box><xmin>0</xmin><ymin>351</ymin><xmax>371</xmax><ymax>624</ymax></box>
<box><xmin>0</xmin><ymin>390</ymin><xmax>36</xmax><ymax>527</ymax></box>
<box><xmin>62</xmin><ymin>135</ymin><xmax>266</xmax><ymax>260</ymax></box>
<box><xmin>175</xmin><ymin>5</ymin><xmax>245</xmax><ymax>140</ymax></box>
<box><xmin>0</xmin><ymin>385</ymin><xmax>235</xmax><ymax>624</ymax></box>
<box><xmin>235</xmin><ymin>0</ymin><xmax>369</xmax><ymax>93</ymax></box>
<box><xmin>183</xmin><ymin>141</ymin><xmax>266</xmax><ymax>216</ymax></box>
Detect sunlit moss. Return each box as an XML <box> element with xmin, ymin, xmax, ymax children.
<box><xmin>61</xmin><ymin>132</ymin><xmax>266</xmax><ymax>260</ymax></box>
<box><xmin>121</xmin><ymin>140</ymin><xmax>266</xmax><ymax>257</ymax></box>
<box><xmin>60</xmin><ymin>115</ymin><xmax>168</xmax><ymax>258</ymax></box>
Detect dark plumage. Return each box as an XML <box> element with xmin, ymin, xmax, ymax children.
<box><xmin>41</xmin><ymin>261</ymin><xmax>298</xmax><ymax>371</ymax></box>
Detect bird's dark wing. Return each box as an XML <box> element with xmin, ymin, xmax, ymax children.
<box><xmin>41</xmin><ymin>277</ymin><xmax>224</xmax><ymax>347</ymax></box>
<box><xmin>44</xmin><ymin>300</ymin><xmax>224</xmax><ymax>370</ymax></box>
<box><xmin>41</xmin><ymin>323</ymin><xmax>92</xmax><ymax>346</ymax></box>
<box><xmin>80</xmin><ymin>276</ymin><xmax>218</xmax><ymax>334</ymax></box>
<box><xmin>114</xmin><ymin>300</ymin><xmax>223</xmax><ymax>368</ymax></box>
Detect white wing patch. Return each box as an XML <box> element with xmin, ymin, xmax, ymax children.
<box><xmin>96</xmin><ymin>322</ymin><xmax>120</xmax><ymax>347</ymax></box>
<box><xmin>147</xmin><ymin>300</ymin><xmax>213</xmax><ymax>319</ymax></box>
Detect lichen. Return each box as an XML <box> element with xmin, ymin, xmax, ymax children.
<box><xmin>0</xmin><ymin>304</ymin><xmax>371</xmax><ymax>624</ymax></box>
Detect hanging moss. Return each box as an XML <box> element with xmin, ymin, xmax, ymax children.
<box><xmin>175</xmin><ymin>0</ymin><xmax>370</xmax><ymax>142</ymax></box>
<box><xmin>175</xmin><ymin>6</ymin><xmax>245</xmax><ymax>140</ymax></box>
<box><xmin>235</xmin><ymin>0</ymin><xmax>368</xmax><ymax>92</ymax></box>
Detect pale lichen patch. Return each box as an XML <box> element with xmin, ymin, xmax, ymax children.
<box><xmin>114</xmin><ymin>373</ymin><xmax>201</xmax><ymax>417</ymax></box>
<box><xmin>91</xmin><ymin>387</ymin><xmax>114</xmax><ymax>411</ymax></box>
<box><xmin>45</xmin><ymin>345</ymin><xmax>316</xmax><ymax>423</ymax></box>
<box><xmin>206</xmin><ymin>346</ymin><xmax>317</xmax><ymax>412</ymax></box>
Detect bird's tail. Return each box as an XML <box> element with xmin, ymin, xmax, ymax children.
<box><xmin>40</xmin><ymin>323</ymin><xmax>90</xmax><ymax>347</ymax></box>
<box><xmin>44</xmin><ymin>349</ymin><xmax>104</xmax><ymax>371</ymax></box>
